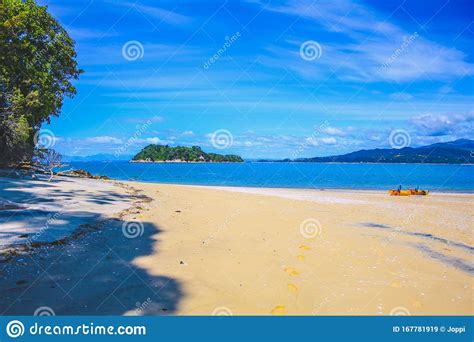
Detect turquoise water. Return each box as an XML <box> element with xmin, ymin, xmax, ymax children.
<box><xmin>63</xmin><ymin>162</ymin><xmax>474</xmax><ymax>191</ymax></box>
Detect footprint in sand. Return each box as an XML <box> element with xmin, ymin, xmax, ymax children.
<box><xmin>412</xmin><ymin>299</ymin><xmax>423</xmax><ymax>309</ymax></box>
<box><xmin>287</xmin><ymin>283</ymin><xmax>298</xmax><ymax>292</ymax></box>
<box><xmin>299</xmin><ymin>245</ymin><xmax>311</xmax><ymax>251</ymax></box>
<box><xmin>284</xmin><ymin>267</ymin><xmax>300</xmax><ymax>276</ymax></box>
<box><xmin>271</xmin><ymin>305</ymin><xmax>287</xmax><ymax>315</ymax></box>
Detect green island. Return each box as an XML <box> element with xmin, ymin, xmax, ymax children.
<box><xmin>132</xmin><ymin>145</ymin><xmax>244</xmax><ymax>163</ymax></box>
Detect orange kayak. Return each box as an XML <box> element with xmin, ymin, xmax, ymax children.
<box><xmin>389</xmin><ymin>189</ymin><xmax>429</xmax><ymax>196</ymax></box>
<box><xmin>389</xmin><ymin>189</ymin><xmax>411</xmax><ymax>196</ymax></box>
<box><xmin>410</xmin><ymin>189</ymin><xmax>429</xmax><ymax>195</ymax></box>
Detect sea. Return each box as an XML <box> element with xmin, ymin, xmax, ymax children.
<box><xmin>62</xmin><ymin>161</ymin><xmax>474</xmax><ymax>192</ymax></box>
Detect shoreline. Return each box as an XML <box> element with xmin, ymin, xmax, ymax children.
<box><xmin>252</xmin><ymin>161</ymin><xmax>474</xmax><ymax>165</ymax></box>
<box><xmin>120</xmin><ymin>179</ymin><xmax>474</xmax><ymax>195</ymax></box>
<box><xmin>130</xmin><ymin>160</ymin><xmax>243</xmax><ymax>163</ymax></box>
<box><xmin>143</xmin><ymin>182</ymin><xmax>474</xmax><ymax>195</ymax></box>
<box><xmin>88</xmin><ymin>160</ymin><xmax>474</xmax><ymax>166</ymax></box>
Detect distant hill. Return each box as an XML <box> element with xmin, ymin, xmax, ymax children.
<box><xmin>132</xmin><ymin>145</ymin><xmax>244</xmax><ymax>163</ymax></box>
<box><xmin>271</xmin><ymin>139</ymin><xmax>474</xmax><ymax>164</ymax></box>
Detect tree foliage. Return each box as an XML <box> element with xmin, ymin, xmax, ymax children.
<box><xmin>133</xmin><ymin>145</ymin><xmax>244</xmax><ymax>162</ymax></box>
<box><xmin>0</xmin><ymin>0</ymin><xmax>81</xmax><ymax>165</ymax></box>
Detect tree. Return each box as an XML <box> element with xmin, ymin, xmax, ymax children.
<box><xmin>0</xmin><ymin>0</ymin><xmax>82</xmax><ymax>166</ymax></box>
<box><xmin>33</xmin><ymin>147</ymin><xmax>62</xmax><ymax>181</ymax></box>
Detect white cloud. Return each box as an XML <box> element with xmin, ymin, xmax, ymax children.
<box><xmin>86</xmin><ymin>136</ymin><xmax>123</xmax><ymax>144</ymax></box>
<box><xmin>305</xmin><ymin>136</ymin><xmax>338</xmax><ymax>146</ymax></box>
<box><xmin>367</xmin><ymin>134</ymin><xmax>382</xmax><ymax>142</ymax></box>
<box><xmin>146</xmin><ymin>137</ymin><xmax>161</xmax><ymax>144</ymax></box>
<box><xmin>127</xmin><ymin>115</ymin><xmax>164</xmax><ymax>124</ymax></box>
<box><xmin>111</xmin><ymin>2</ymin><xmax>191</xmax><ymax>26</ymax></box>
<box><xmin>144</xmin><ymin>137</ymin><xmax>174</xmax><ymax>145</ymax></box>
<box><xmin>320</xmin><ymin>137</ymin><xmax>337</xmax><ymax>145</ymax></box>
<box><xmin>182</xmin><ymin>130</ymin><xmax>195</xmax><ymax>136</ymax></box>
<box><xmin>67</xmin><ymin>27</ymin><xmax>118</xmax><ymax>40</ymax></box>
<box><xmin>305</xmin><ymin>137</ymin><xmax>318</xmax><ymax>146</ymax></box>
<box><xmin>252</xmin><ymin>0</ymin><xmax>473</xmax><ymax>82</ymax></box>
<box><xmin>410</xmin><ymin>112</ymin><xmax>474</xmax><ymax>137</ymax></box>
<box><xmin>321</xmin><ymin>126</ymin><xmax>346</xmax><ymax>136</ymax></box>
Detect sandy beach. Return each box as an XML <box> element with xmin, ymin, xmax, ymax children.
<box><xmin>0</xmin><ymin>173</ymin><xmax>134</xmax><ymax>254</ymax></box>
<box><xmin>0</xmin><ymin>175</ymin><xmax>472</xmax><ymax>315</ymax></box>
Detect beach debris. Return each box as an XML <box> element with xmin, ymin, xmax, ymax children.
<box><xmin>271</xmin><ymin>306</ymin><xmax>288</xmax><ymax>315</ymax></box>
<box><xmin>57</xmin><ymin>169</ymin><xmax>110</xmax><ymax>180</ymax></box>
<box><xmin>175</xmin><ymin>210</ymin><xmax>181</xmax><ymax>213</ymax></box>
<box><xmin>70</xmin><ymin>169</ymin><xmax>93</xmax><ymax>178</ymax></box>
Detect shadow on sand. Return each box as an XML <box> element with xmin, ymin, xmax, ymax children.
<box><xmin>0</xmin><ymin>219</ymin><xmax>183</xmax><ymax>315</ymax></box>
<box><xmin>0</xmin><ymin>173</ymin><xmax>135</xmax><ymax>246</ymax></box>
<box><xmin>360</xmin><ymin>222</ymin><xmax>474</xmax><ymax>275</ymax></box>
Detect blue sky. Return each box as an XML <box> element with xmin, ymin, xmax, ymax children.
<box><xmin>38</xmin><ymin>0</ymin><xmax>473</xmax><ymax>159</ymax></box>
